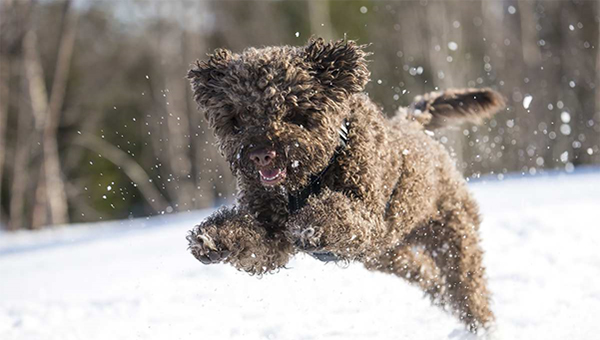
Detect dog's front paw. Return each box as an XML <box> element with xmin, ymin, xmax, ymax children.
<box><xmin>286</xmin><ymin>200</ymin><xmax>331</xmax><ymax>252</ymax></box>
<box><xmin>187</xmin><ymin>224</ymin><xmax>231</xmax><ymax>265</ymax></box>
<box><xmin>287</xmin><ymin>214</ymin><xmax>341</xmax><ymax>262</ymax></box>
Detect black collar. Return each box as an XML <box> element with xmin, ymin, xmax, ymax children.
<box><xmin>287</xmin><ymin>119</ymin><xmax>349</xmax><ymax>214</ymax></box>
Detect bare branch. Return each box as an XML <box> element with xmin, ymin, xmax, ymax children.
<box><xmin>73</xmin><ymin>134</ymin><xmax>169</xmax><ymax>214</ymax></box>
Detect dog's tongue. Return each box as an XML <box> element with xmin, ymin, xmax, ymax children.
<box><xmin>259</xmin><ymin>169</ymin><xmax>280</xmax><ymax>178</ymax></box>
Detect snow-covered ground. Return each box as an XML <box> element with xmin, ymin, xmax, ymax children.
<box><xmin>1</xmin><ymin>171</ymin><xmax>600</xmax><ymax>340</ymax></box>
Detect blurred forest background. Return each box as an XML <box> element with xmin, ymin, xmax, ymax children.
<box><xmin>1</xmin><ymin>0</ymin><xmax>599</xmax><ymax>230</ymax></box>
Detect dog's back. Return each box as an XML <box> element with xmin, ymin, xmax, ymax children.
<box><xmin>347</xmin><ymin>88</ymin><xmax>504</xmax><ymax>331</ymax></box>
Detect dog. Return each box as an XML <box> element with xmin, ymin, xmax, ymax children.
<box><xmin>186</xmin><ymin>38</ymin><xmax>505</xmax><ymax>332</ymax></box>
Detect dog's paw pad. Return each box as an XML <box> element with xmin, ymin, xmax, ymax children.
<box><xmin>197</xmin><ymin>254</ymin><xmax>212</xmax><ymax>264</ymax></box>
<box><xmin>193</xmin><ymin>249</ymin><xmax>230</xmax><ymax>265</ymax></box>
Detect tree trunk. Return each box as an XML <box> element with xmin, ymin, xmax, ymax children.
<box><xmin>161</xmin><ymin>17</ymin><xmax>196</xmax><ymax>212</ymax></box>
<box><xmin>23</xmin><ymin>1</ymin><xmax>76</xmax><ymax>227</ymax></box>
<box><xmin>308</xmin><ymin>0</ymin><xmax>335</xmax><ymax>39</ymax></box>
<box><xmin>9</xmin><ymin>61</ymin><xmax>32</xmax><ymax>230</ymax></box>
<box><xmin>596</xmin><ymin>1</ymin><xmax>600</xmax><ymax>164</ymax></box>
<box><xmin>0</xmin><ymin>56</ymin><xmax>9</xmax><ymax>225</ymax></box>
<box><xmin>42</xmin><ymin>2</ymin><xmax>77</xmax><ymax>225</ymax></box>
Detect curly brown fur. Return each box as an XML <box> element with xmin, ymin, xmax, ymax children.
<box><xmin>187</xmin><ymin>37</ymin><xmax>504</xmax><ymax>332</ymax></box>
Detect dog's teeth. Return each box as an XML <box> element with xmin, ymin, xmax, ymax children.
<box><xmin>264</xmin><ymin>173</ymin><xmax>279</xmax><ymax>180</ymax></box>
<box><xmin>261</xmin><ymin>169</ymin><xmax>283</xmax><ymax>181</ymax></box>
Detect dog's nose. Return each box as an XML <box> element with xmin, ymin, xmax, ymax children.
<box><xmin>249</xmin><ymin>149</ymin><xmax>276</xmax><ymax>167</ymax></box>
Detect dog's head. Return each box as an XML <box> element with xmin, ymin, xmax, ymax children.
<box><xmin>188</xmin><ymin>38</ymin><xmax>370</xmax><ymax>191</ymax></box>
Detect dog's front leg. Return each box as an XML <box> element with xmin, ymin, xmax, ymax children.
<box><xmin>187</xmin><ymin>206</ymin><xmax>293</xmax><ymax>275</ymax></box>
<box><xmin>286</xmin><ymin>188</ymin><xmax>386</xmax><ymax>261</ymax></box>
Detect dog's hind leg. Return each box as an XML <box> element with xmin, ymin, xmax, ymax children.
<box><xmin>406</xmin><ymin>210</ymin><xmax>494</xmax><ymax>332</ymax></box>
<box><xmin>364</xmin><ymin>244</ymin><xmax>444</xmax><ymax>302</ymax></box>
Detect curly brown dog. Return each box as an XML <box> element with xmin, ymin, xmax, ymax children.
<box><xmin>186</xmin><ymin>38</ymin><xmax>505</xmax><ymax>332</ymax></box>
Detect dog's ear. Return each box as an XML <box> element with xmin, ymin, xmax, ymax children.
<box><xmin>409</xmin><ymin>88</ymin><xmax>506</xmax><ymax>129</ymax></box>
<box><xmin>304</xmin><ymin>38</ymin><xmax>371</xmax><ymax>102</ymax></box>
<box><xmin>188</xmin><ymin>48</ymin><xmax>233</xmax><ymax>112</ymax></box>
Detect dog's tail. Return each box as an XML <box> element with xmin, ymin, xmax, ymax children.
<box><xmin>407</xmin><ymin>88</ymin><xmax>505</xmax><ymax>130</ymax></box>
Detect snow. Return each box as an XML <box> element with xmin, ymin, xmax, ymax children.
<box><xmin>2</xmin><ymin>171</ymin><xmax>600</xmax><ymax>340</ymax></box>
<box><xmin>522</xmin><ymin>95</ymin><xmax>532</xmax><ymax>110</ymax></box>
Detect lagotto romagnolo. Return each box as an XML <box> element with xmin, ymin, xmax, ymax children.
<box><xmin>186</xmin><ymin>38</ymin><xmax>505</xmax><ymax>332</ymax></box>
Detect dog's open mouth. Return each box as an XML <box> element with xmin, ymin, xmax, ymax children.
<box><xmin>259</xmin><ymin>168</ymin><xmax>286</xmax><ymax>185</ymax></box>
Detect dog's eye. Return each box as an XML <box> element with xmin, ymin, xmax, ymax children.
<box><xmin>286</xmin><ymin>112</ymin><xmax>310</xmax><ymax>129</ymax></box>
<box><xmin>231</xmin><ymin>118</ymin><xmax>243</xmax><ymax>134</ymax></box>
